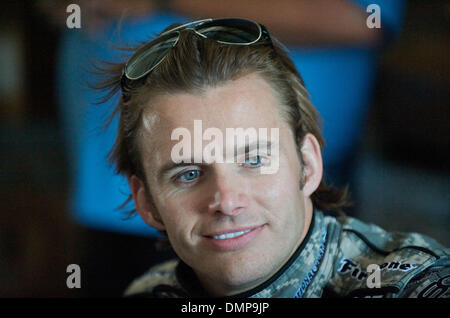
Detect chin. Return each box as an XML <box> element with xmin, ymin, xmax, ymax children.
<box><xmin>212</xmin><ymin>257</ymin><xmax>271</xmax><ymax>291</ymax></box>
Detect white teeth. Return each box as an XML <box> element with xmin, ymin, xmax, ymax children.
<box><xmin>213</xmin><ymin>229</ymin><xmax>251</xmax><ymax>240</ymax></box>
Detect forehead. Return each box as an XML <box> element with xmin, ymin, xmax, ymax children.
<box><xmin>145</xmin><ymin>73</ymin><xmax>286</xmax><ymax>133</ymax></box>
<box><xmin>139</xmin><ymin>73</ymin><xmax>292</xmax><ymax>163</ymax></box>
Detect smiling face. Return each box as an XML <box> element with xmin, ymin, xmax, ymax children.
<box><xmin>130</xmin><ymin>73</ymin><xmax>323</xmax><ymax>296</ymax></box>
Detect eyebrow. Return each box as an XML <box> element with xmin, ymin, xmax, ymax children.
<box><xmin>158</xmin><ymin>161</ymin><xmax>202</xmax><ymax>180</ymax></box>
<box><xmin>235</xmin><ymin>139</ymin><xmax>274</xmax><ymax>156</ymax></box>
<box><xmin>157</xmin><ymin>139</ymin><xmax>278</xmax><ymax>179</ymax></box>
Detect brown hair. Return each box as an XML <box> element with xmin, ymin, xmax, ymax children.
<box><xmin>97</xmin><ymin>22</ymin><xmax>351</xmax><ymax>217</ymax></box>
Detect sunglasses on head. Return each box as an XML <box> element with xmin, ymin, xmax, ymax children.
<box><xmin>121</xmin><ymin>18</ymin><xmax>273</xmax><ymax>90</ymax></box>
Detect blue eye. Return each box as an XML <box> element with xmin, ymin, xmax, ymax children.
<box><xmin>177</xmin><ymin>170</ymin><xmax>200</xmax><ymax>182</ymax></box>
<box><xmin>244</xmin><ymin>155</ymin><xmax>262</xmax><ymax>167</ymax></box>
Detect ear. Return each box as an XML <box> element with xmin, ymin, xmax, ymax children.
<box><xmin>299</xmin><ymin>133</ymin><xmax>323</xmax><ymax>197</ymax></box>
<box><xmin>129</xmin><ymin>175</ymin><xmax>166</xmax><ymax>231</ymax></box>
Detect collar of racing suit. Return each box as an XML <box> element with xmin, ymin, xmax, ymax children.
<box><xmin>175</xmin><ymin>209</ymin><xmax>331</xmax><ymax>297</ymax></box>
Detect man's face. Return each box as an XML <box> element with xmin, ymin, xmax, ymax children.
<box><xmin>134</xmin><ymin>73</ymin><xmax>318</xmax><ymax>296</ymax></box>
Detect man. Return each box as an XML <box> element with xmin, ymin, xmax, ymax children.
<box><xmin>99</xmin><ymin>18</ymin><xmax>449</xmax><ymax>298</ymax></box>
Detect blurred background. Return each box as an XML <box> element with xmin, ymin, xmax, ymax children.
<box><xmin>0</xmin><ymin>0</ymin><xmax>448</xmax><ymax>297</ymax></box>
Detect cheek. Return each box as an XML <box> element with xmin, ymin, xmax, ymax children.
<box><xmin>255</xmin><ymin>158</ymin><xmax>302</xmax><ymax>205</ymax></box>
<box><xmin>152</xmin><ymin>190</ymin><xmax>200</xmax><ymax>243</ymax></box>
<box><xmin>252</xmin><ymin>160</ymin><xmax>304</xmax><ymax>230</ymax></box>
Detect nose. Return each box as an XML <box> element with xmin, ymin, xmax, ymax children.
<box><xmin>207</xmin><ymin>167</ymin><xmax>249</xmax><ymax>216</ymax></box>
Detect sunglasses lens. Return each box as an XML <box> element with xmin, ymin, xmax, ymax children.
<box><xmin>125</xmin><ymin>36</ymin><xmax>177</xmax><ymax>80</ymax></box>
<box><xmin>197</xmin><ymin>19</ymin><xmax>261</xmax><ymax>44</ymax></box>
<box><xmin>123</xmin><ymin>19</ymin><xmax>265</xmax><ymax>84</ymax></box>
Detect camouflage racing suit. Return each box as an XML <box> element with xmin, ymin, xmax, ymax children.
<box><xmin>124</xmin><ymin>210</ymin><xmax>449</xmax><ymax>298</ymax></box>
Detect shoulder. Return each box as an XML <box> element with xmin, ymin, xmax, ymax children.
<box><xmin>123</xmin><ymin>259</ymin><xmax>182</xmax><ymax>297</ymax></box>
<box><xmin>325</xmin><ymin>215</ymin><xmax>449</xmax><ymax>298</ymax></box>
<box><xmin>338</xmin><ymin>215</ymin><xmax>448</xmax><ymax>256</ymax></box>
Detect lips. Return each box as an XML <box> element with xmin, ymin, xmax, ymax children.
<box><xmin>203</xmin><ymin>225</ymin><xmax>266</xmax><ymax>251</ymax></box>
<box><xmin>205</xmin><ymin>226</ymin><xmax>259</xmax><ymax>239</ymax></box>
<box><xmin>212</xmin><ymin>229</ymin><xmax>252</xmax><ymax>240</ymax></box>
